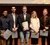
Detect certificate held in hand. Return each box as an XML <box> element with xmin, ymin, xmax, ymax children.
<box><xmin>3</xmin><ymin>29</ymin><xmax>12</xmax><ymax>40</ymax></box>
<box><xmin>31</xmin><ymin>30</ymin><xmax>39</xmax><ymax>38</ymax></box>
<box><xmin>40</xmin><ymin>30</ymin><xmax>48</xmax><ymax>37</ymax></box>
<box><xmin>12</xmin><ymin>31</ymin><xmax>18</xmax><ymax>38</ymax></box>
<box><xmin>22</xmin><ymin>21</ymin><xmax>29</xmax><ymax>31</ymax></box>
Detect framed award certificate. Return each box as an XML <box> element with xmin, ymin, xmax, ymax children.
<box><xmin>40</xmin><ymin>30</ymin><xmax>48</xmax><ymax>37</ymax></box>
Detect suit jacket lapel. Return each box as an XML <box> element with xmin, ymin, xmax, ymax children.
<box><xmin>15</xmin><ymin>14</ymin><xmax>17</xmax><ymax>24</ymax></box>
<box><xmin>22</xmin><ymin>14</ymin><xmax>24</xmax><ymax>21</ymax></box>
<box><xmin>11</xmin><ymin>14</ymin><xmax>14</xmax><ymax>23</ymax></box>
<box><xmin>26</xmin><ymin>14</ymin><xmax>28</xmax><ymax>21</ymax></box>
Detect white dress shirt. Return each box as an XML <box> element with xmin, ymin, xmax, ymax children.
<box><xmin>24</xmin><ymin>14</ymin><xmax>26</xmax><ymax>20</ymax></box>
<box><xmin>12</xmin><ymin>13</ymin><xmax>16</xmax><ymax>28</ymax></box>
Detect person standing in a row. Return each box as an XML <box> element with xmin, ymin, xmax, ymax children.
<box><xmin>40</xmin><ymin>8</ymin><xmax>50</xmax><ymax>45</ymax></box>
<box><xmin>18</xmin><ymin>6</ymin><xmax>30</xmax><ymax>45</ymax></box>
<box><xmin>0</xmin><ymin>6</ymin><xmax>50</xmax><ymax>45</ymax></box>
<box><xmin>0</xmin><ymin>10</ymin><xmax>11</xmax><ymax>45</ymax></box>
<box><xmin>30</xmin><ymin>11</ymin><xmax>40</xmax><ymax>45</ymax></box>
<box><xmin>9</xmin><ymin>7</ymin><xmax>18</xmax><ymax>45</ymax></box>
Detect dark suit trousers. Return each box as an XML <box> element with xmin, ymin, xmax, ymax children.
<box><xmin>47</xmin><ymin>30</ymin><xmax>50</xmax><ymax>45</ymax></box>
<box><xmin>41</xmin><ymin>36</ymin><xmax>48</xmax><ymax>45</ymax></box>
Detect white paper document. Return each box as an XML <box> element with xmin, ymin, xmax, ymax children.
<box><xmin>31</xmin><ymin>31</ymin><xmax>39</xmax><ymax>38</ymax></box>
<box><xmin>40</xmin><ymin>30</ymin><xmax>48</xmax><ymax>37</ymax></box>
<box><xmin>12</xmin><ymin>31</ymin><xmax>18</xmax><ymax>38</ymax></box>
<box><xmin>3</xmin><ymin>29</ymin><xmax>12</xmax><ymax>40</ymax></box>
<box><xmin>22</xmin><ymin>21</ymin><xmax>29</xmax><ymax>31</ymax></box>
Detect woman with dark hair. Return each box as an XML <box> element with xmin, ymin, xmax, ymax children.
<box><xmin>40</xmin><ymin>8</ymin><xmax>50</xmax><ymax>45</ymax></box>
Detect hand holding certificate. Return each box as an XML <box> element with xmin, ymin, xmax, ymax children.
<box><xmin>12</xmin><ymin>22</ymin><xmax>18</xmax><ymax>32</ymax></box>
<box><xmin>40</xmin><ymin>30</ymin><xmax>48</xmax><ymax>37</ymax></box>
<box><xmin>43</xmin><ymin>29</ymin><xmax>46</xmax><ymax>32</ymax></box>
<box><xmin>12</xmin><ymin>27</ymin><xmax>18</xmax><ymax>32</ymax></box>
<box><xmin>2</xmin><ymin>29</ymin><xmax>12</xmax><ymax>40</ymax></box>
<box><xmin>1</xmin><ymin>30</ymin><xmax>5</xmax><ymax>37</ymax></box>
<box><xmin>22</xmin><ymin>21</ymin><xmax>29</xmax><ymax>31</ymax></box>
<box><xmin>12</xmin><ymin>27</ymin><xmax>18</xmax><ymax>38</ymax></box>
<box><xmin>31</xmin><ymin>30</ymin><xmax>39</xmax><ymax>38</ymax></box>
<box><xmin>30</xmin><ymin>24</ymin><xmax>39</xmax><ymax>33</ymax></box>
<box><xmin>1</xmin><ymin>30</ymin><xmax>5</xmax><ymax>34</ymax></box>
<box><xmin>45</xmin><ymin>27</ymin><xmax>49</xmax><ymax>30</ymax></box>
<box><xmin>31</xmin><ymin>29</ymin><xmax>38</xmax><ymax>35</ymax></box>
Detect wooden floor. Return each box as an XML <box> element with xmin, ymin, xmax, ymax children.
<box><xmin>0</xmin><ymin>38</ymin><xmax>47</xmax><ymax>45</ymax></box>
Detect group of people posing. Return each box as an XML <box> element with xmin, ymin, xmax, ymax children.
<box><xmin>0</xmin><ymin>6</ymin><xmax>50</xmax><ymax>45</ymax></box>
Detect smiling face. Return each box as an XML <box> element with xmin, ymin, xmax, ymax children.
<box><xmin>11</xmin><ymin>7</ymin><xmax>16</xmax><ymax>13</ymax></box>
<box><xmin>3</xmin><ymin>10</ymin><xmax>8</xmax><ymax>16</ymax></box>
<box><xmin>43</xmin><ymin>9</ymin><xmax>48</xmax><ymax>16</ymax></box>
<box><xmin>22</xmin><ymin>6</ymin><xmax>27</xmax><ymax>14</ymax></box>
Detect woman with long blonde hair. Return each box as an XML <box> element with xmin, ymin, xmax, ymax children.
<box><xmin>30</xmin><ymin>11</ymin><xmax>40</xmax><ymax>45</ymax></box>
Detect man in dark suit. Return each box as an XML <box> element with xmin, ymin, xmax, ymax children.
<box><xmin>40</xmin><ymin>8</ymin><xmax>50</xmax><ymax>45</ymax></box>
<box><xmin>8</xmin><ymin>7</ymin><xmax>18</xmax><ymax>45</ymax></box>
<box><xmin>18</xmin><ymin>6</ymin><xmax>30</xmax><ymax>45</ymax></box>
<box><xmin>0</xmin><ymin>10</ymin><xmax>11</xmax><ymax>45</ymax></box>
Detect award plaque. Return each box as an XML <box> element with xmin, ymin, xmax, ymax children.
<box><xmin>22</xmin><ymin>21</ymin><xmax>29</xmax><ymax>31</ymax></box>
<box><xmin>12</xmin><ymin>31</ymin><xmax>18</xmax><ymax>38</ymax></box>
<box><xmin>3</xmin><ymin>29</ymin><xmax>12</xmax><ymax>40</ymax></box>
<box><xmin>31</xmin><ymin>31</ymin><xmax>39</xmax><ymax>38</ymax></box>
<box><xmin>40</xmin><ymin>30</ymin><xmax>48</xmax><ymax>37</ymax></box>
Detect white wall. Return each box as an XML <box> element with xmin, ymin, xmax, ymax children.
<box><xmin>0</xmin><ymin>0</ymin><xmax>50</xmax><ymax>4</ymax></box>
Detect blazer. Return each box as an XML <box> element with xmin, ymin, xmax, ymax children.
<box><xmin>8</xmin><ymin>13</ymin><xmax>19</xmax><ymax>31</ymax></box>
<box><xmin>0</xmin><ymin>15</ymin><xmax>11</xmax><ymax>31</ymax></box>
<box><xmin>18</xmin><ymin>13</ymin><xmax>30</xmax><ymax>31</ymax></box>
<box><xmin>40</xmin><ymin>16</ymin><xmax>50</xmax><ymax>30</ymax></box>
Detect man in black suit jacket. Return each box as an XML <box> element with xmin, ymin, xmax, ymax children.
<box><xmin>40</xmin><ymin>8</ymin><xmax>50</xmax><ymax>45</ymax></box>
<box><xmin>18</xmin><ymin>6</ymin><xmax>30</xmax><ymax>45</ymax></box>
<box><xmin>8</xmin><ymin>7</ymin><xmax>18</xmax><ymax>45</ymax></box>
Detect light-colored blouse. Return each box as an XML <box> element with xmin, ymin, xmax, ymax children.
<box><xmin>30</xmin><ymin>17</ymin><xmax>40</xmax><ymax>33</ymax></box>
